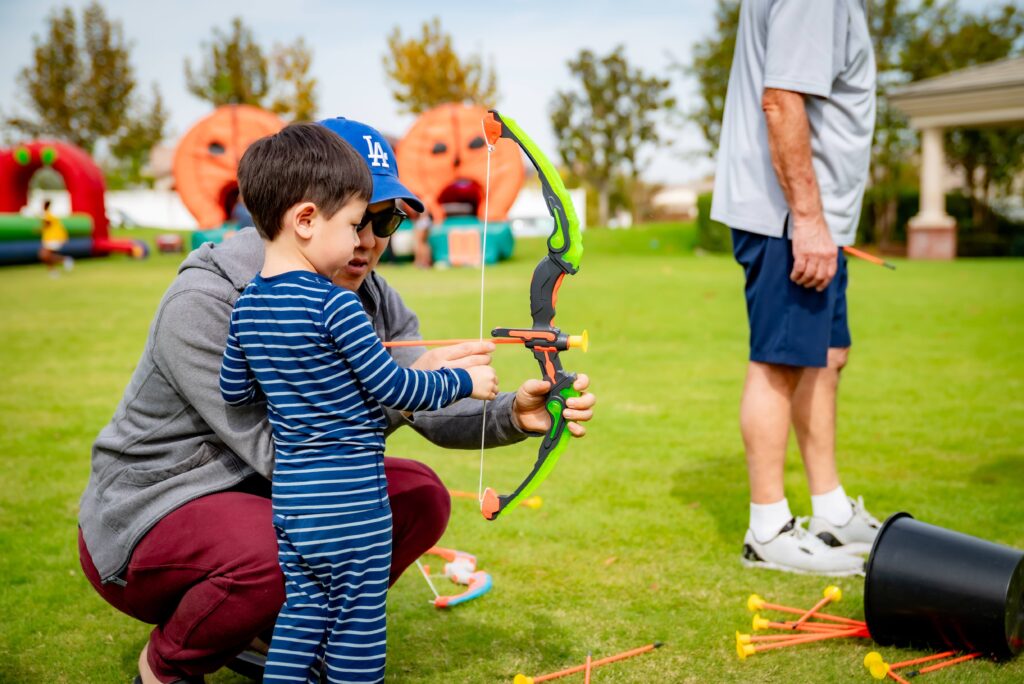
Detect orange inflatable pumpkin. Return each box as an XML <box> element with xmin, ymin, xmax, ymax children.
<box><xmin>396</xmin><ymin>103</ymin><xmax>525</xmax><ymax>223</ymax></box>
<box><xmin>173</xmin><ymin>105</ymin><xmax>285</xmax><ymax>229</ymax></box>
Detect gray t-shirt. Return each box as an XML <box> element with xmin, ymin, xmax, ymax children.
<box><xmin>711</xmin><ymin>0</ymin><xmax>876</xmax><ymax>246</ymax></box>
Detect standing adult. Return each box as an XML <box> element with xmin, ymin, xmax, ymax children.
<box><xmin>78</xmin><ymin>117</ymin><xmax>596</xmax><ymax>683</ymax></box>
<box><xmin>711</xmin><ymin>0</ymin><xmax>880</xmax><ymax>575</ymax></box>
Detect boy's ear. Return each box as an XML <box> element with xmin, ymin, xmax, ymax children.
<box><xmin>290</xmin><ymin>202</ymin><xmax>318</xmax><ymax>240</ymax></box>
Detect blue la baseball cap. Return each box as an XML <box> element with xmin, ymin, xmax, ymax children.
<box><xmin>317</xmin><ymin>117</ymin><xmax>425</xmax><ymax>213</ymax></box>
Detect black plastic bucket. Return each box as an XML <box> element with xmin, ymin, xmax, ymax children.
<box><xmin>864</xmin><ymin>512</ymin><xmax>1024</xmax><ymax>659</ymax></box>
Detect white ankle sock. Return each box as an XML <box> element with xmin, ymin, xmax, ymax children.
<box><xmin>811</xmin><ymin>485</ymin><xmax>853</xmax><ymax>526</ymax></box>
<box><xmin>749</xmin><ymin>498</ymin><xmax>793</xmax><ymax>542</ymax></box>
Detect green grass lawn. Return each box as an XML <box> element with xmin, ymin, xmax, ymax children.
<box><xmin>1</xmin><ymin>224</ymin><xmax>1022</xmax><ymax>683</ymax></box>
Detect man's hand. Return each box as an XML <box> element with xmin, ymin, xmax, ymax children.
<box><xmin>512</xmin><ymin>373</ymin><xmax>595</xmax><ymax>437</ymax></box>
<box><xmin>790</xmin><ymin>217</ymin><xmax>837</xmax><ymax>291</ymax></box>
<box><xmin>410</xmin><ymin>341</ymin><xmax>494</xmax><ymax>371</ymax></box>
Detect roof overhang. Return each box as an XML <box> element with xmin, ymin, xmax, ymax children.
<box><xmin>889</xmin><ymin>57</ymin><xmax>1024</xmax><ymax>129</ymax></box>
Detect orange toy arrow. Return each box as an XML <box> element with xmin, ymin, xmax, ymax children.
<box><xmin>843</xmin><ymin>245</ymin><xmax>896</xmax><ymax>270</ymax></box>
<box><xmin>747</xmin><ymin>593</ymin><xmax>864</xmax><ymax>627</ymax></box>
<box><xmin>912</xmin><ymin>652</ymin><xmax>982</xmax><ymax>674</ymax></box>
<box><xmin>736</xmin><ymin>628</ymin><xmax>862</xmax><ymax>659</ymax></box>
<box><xmin>792</xmin><ymin>586</ymin><xmax>842</xmax><ymax>628</ymax></box>
<box><xmin>384</xmin><ymin>337</ymin><xmax>524</xmax><ymax>348</ymax></box>
<box><xmin>514</xmin><ymin>643</ymin><xmax>663</xmax><ymax>683</ymax></box>
<box><xmin>383</xmin><ymin>331</ymin><xmax>589</xmax><ymax>351</ymax></box>
<box><xmin>864</xmin><ymin>650</ymin><xmax>981</xmax><ymax>681</ymax></box>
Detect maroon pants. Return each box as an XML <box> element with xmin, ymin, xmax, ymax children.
<box><xmin>79</xmin><ymin>457</ymin><xmax>450</xmax><ymax>683</ymax></box>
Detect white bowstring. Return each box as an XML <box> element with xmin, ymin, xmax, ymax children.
<box><xmin>477</xmin><ymin>126</ymin><xmax>493</xmax><ymax>504</ymax></box>
<box><xmin>415</xmin><ymin>559</ymin><xmax>440</xmax><ymax>602</ymax></box>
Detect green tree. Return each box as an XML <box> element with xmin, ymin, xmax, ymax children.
<box><xmin>8</xmin><ymin>8</ymin><xmax>81</xmax><ymax>145</ymax></box>
<box><xmin>270</xmin><ymin>37</ymin><xmax>318</xmax><ymax>122</ymax></box>
<box><xmin>185</xmin><ymin>17</ymin><xmax>269</xmax><ymax>106</ymax></box>
<box><xmin>80</xmin><ymin>2</ymin><xmax>135</xmax><ymax>150</ymax></box>
<box><xmin>382</xmin><ymin>17</ymin><xmax>498</xmax><ymax>115</ymax></box>
<box><xmin>687</xmin><ymin>0</ymin><xmax>740</xmax><ymax>158</ymax></box>
<box><xmin>6</xmin><ymin>2</ymin><xmax>143</xmax><ymax>154</ymax></box>
<box><xmin>866</xmin><ymin>0</ymin><xmax>919</xmax><ymax>247</ymax></box>
<box><xmin>550</xmin><ymin>46</ymin><xmax>674</xmax><ymax>226</ymax></box>
<box><xmin>108</xmin><ymin>85</ymin><xmax>168</xmax><ymax>187</ymax></box>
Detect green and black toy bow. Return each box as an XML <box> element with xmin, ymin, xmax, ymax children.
<box><xmin>479</xmin><ymin>110</ymin><xmax>586</xmax><ymax>521</ymax></box>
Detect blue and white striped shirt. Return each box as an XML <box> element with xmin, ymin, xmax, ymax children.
<box><xmin>220</xmin><ymin>270</ymin><xmax>472</xmax><ymax>513</ymax></box>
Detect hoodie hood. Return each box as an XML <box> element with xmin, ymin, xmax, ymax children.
<box><xmin>179</xmin><ymin>227</ymin><xmax>264</xmax><ymax>293</ymax></box>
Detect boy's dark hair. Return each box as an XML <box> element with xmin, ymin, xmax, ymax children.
<box><xmin>43</xmin><ymin>199</ymin><xmax>51</xmax><ymax>210</ymax></box>
<box><xmin>238</xmin><ymin>123</ymin><xmax>373</xmax><ymax>240</ymax></box>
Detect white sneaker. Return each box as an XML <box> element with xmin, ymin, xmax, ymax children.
<box><xmin>809</xmin><ymin>496</ymin><xmax>881</xmax><ymax>555</ymax></box>
<box><xmin>741</xmin><ymin>518</ymin><xmax>865</xmax><ymax>576</ymax></box>
<box><xmin>63</xmin><ymin>256</ymin><xmax>74</xmax><ymax>271</ymax></box>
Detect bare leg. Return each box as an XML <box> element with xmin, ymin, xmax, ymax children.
<box><xmin>792</xmin><ymin>347</ymin><xmax>848</xmax><ymax>496</ymax></box>
<box><xmin>740</xmin><ymin>361</ymin><xmax>802</xmax><ymax>504</ymax></box>
<box><xmin>38</xmin><ymin>248</ymin><xmax>61</xmax><ymax>270</ymax></box>
<box><xmin>138</xmin><ymin>642</ymin><xmax>160</xmax><ymax>684</ymax></box>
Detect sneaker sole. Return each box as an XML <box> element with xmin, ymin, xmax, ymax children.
<box><xmin>815</xmin><ymin>531</ymin><xmax>874</xmax><ymax>556</ymax></box>
<box><xmin>833</xmin><ymin>541</ymin><xmax>872</xmax><ymax>555</ymax></box>
<box><xmin>740</xmin><ymin>555</ymin><xmax>865</xmax><ymax>577</ymax></box>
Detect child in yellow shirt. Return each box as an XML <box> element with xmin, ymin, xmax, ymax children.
<box><xmin>38</xmin><ymin>200</ymin><xmax>73</xmax><ymax>275</ymax></box>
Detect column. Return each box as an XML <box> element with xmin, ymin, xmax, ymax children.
<box><xmin>908</xmin><ymin>126</ymin><xmax>956</xmax><ymax>259</ymax></box>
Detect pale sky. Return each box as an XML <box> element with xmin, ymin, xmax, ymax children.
<box><xmin>0</xmin><ymin>0</ymin><xmax>1008</xmax><ymax>184</ymax></box>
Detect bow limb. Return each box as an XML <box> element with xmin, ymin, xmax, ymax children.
<box><xmin>483</xmin><ymin>111</ymin><xmax>583</xmax><ymax>274</ymax></box>
<box><xmin>433</xmin><ymin>571</ymin><xmax>493</xmax><ymax>609</ymax></box>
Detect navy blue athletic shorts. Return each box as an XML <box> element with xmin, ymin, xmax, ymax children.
<box><xmin>731</xmin><ymin>229</ymin><xmax>851</xmax><ymax>368</ymax></box>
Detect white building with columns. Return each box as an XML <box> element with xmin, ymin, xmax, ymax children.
<box><xmin>889</xmin><ymin>56</ymin><xmax>1024</xmax><ymax>259</ymax></box>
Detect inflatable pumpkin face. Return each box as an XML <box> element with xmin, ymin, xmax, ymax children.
<box><xmin>396</xmin><ymin>103</ymin><xmax>525</xmax><ymax>223</ymax></box>
<box><xmin>173</xmin><ymin>105</ymin><xmax>285</xmax><ymax>229</ymax></box>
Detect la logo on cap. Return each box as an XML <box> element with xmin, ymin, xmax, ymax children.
<box><xmin>363</xmin><ymin>135</ymin><xmax>390</xmax><ymax>169</ymax></box>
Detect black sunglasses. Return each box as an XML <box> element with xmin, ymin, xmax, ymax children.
<box><xmin>358</xmin><ymin>207</ymin><xmax>407</xmax><ymax>238</ymax></box>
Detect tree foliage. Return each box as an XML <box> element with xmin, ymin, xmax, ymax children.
<box><xmin>270</xmin><ymin>37</ymin><xmax>318</xmax><ymax>122</ymax></box>
<box><xmin>901</xmin><ymin>0</ymin><xmax>1024</xmax><ymax>226</ymax></box>
<box><xmin>108</xmin><ymin>84</ymin><xmax>169</xmax><ymax>187</ymax></box>
<box><xmin>686</xmin><ymin>0</ymin><xmax>740</xmax><ymax>158</ymax></box>
<box><xmin>79</xmin><ymin>2</ymin><xmax>135</xmax><ymax>150</ymax></box>
<box><xmin>550</xmin><ymin>46</ymin><xmax>675</xmax><ymax>226</ymax></box>
<box><xmin>382</xmin><ymin>17</ymin><xmax>498</xmax><ymax>115</ymax></box>
<box><xmin>6</xmin><ymin>2</ymin><xmax>149</xmax><ymax>155</ymax></box>
<box><xmin>185</xmin><ymin>19</ymin><xmax>319</xmax><ymax>122</ymax></box>
<box><xmin>867</xmin><ymin>0</ymin><xmax>919</xmax><ymax>246</ymax></box>
<box><xmin>185</xmin><ymin>17</ymin><xmax>270</xmax><ymax>107</ymax></box>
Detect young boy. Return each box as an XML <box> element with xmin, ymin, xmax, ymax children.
<box><xmin>219</xmin><ymin>123</ymin><xmax>497</xmax><ymax>683</ymax></box>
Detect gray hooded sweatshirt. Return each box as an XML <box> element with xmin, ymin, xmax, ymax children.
<box><xmin>80</xmin><ymin>228</ymin><xmax>527</xmax><ymax>583</ymax></box>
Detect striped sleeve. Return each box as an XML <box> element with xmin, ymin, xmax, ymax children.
<box><xmin>322</xmin><ymin>287</ymin><xmax>472</xmax><ymax>412</ymax></box>
<box><xmin>219</xmin><ymin>309</ymin><xmax>261</xmax><ymax>406</ymax></box>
